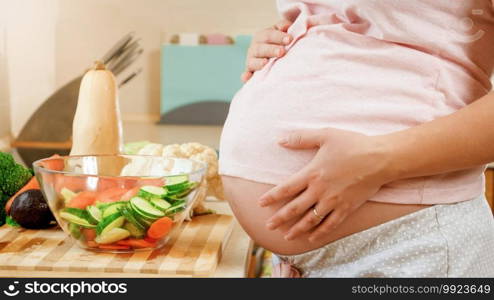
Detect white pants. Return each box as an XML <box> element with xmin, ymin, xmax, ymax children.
<box><xmin>276</xmin><ymin>195</ymin><xmax>494</xmax><ymax>277</ymax></box>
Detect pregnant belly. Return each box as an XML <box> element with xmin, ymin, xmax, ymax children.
<box><xmin>223</xmin><ymin>175</ymin><xmax>429</xmax><ymax>255</ymax></box>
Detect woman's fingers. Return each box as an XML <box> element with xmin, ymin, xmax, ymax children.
<box><xmin>258</xmin><ymin>167</ymin><xmax>311</xmax><ymax>207</ymax></box>
<box><xmin>279</xmin><ymin>129</ymin><xmax>326</xmax><ymax>149</ymax></box>
<box><xmin>241</xmin><ymin>71</ymin><xmax>253</xmax><ymax>83</ymax></box>
<box><xmin>246</xmin><ymin>58</ymin><xmax>268</xmax><ymax>72</ymax></box>
<box><xmin>283</xmin><ymin>199</ymin><xmax>337</xmax><ymax>240</ymax></box>
<box><xmin>255</xmin><ymin>28</ymin><xmax>292</xmax><ymax>45</ymax></box>
<box><xmin>308</xmin><ymin>209</ymin><xmax>346</xmax><ymax>242</ymax></box>
<box><xmin>265</xmin><ymin>187</ymin><xmax>319</xmax><ymax>230</ymax></box>
<box><xmin>249</xmin><ymin>43</ymin><xmax>285</xmax><ymax>59</ymax></box>
<box><xmin>274</xmin><ymin>19</ymin><xmax>293</xmax><ymax>32</ymax></box>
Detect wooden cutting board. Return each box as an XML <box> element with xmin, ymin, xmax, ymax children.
<box><xmin>0</xmin><ymin>214</ymin><xmax>234</xmax><ymax>277</ymax></box>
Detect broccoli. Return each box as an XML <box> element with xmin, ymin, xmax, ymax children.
<box><xmin>0</xmin><ymin>152</ymin><xmax>33</xmax><ymax>196</ymax></box>
<box><xmin>0</xmin><ymin>191</ymin><xmax>7</xmax><ymax>226</ymax></box>
<box><xmin>5</xmin><ymin>215</ymin><xmax>19</xmax><ymax>227</ymax></box>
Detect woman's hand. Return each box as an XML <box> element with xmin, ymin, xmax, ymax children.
<box><xmin>258</xmin><ymin>128</ymin><xmax>395</xmax><ymax>243</ymax></box>
<box><xmin>241</xmin><ymin>19</ymin><xmax>293</xmax><ymax>82</ymax></box>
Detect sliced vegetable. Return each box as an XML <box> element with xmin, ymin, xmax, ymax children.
<box><xmin>82</xmin><ymin>228</ymin><xmax>97</xmax><ymax>241</ymax></box>
<box><xmin>123</xmin><ymin>222</ymin><xmax>145</xmax><ymax>238</ymax></box>
<box><xmin>130</xmin><ymin>197</ymin><xmax>165</xmax><ymax>219</ymax></box>
<box><xmin>120</xmin><ymin>186</ymin><xmax>140</xmax><ymax>202</ymax></box>
<box><xmin>134</xmin><ymin>213</ymin><xmax>154</xmax><ymax>227</ymax></box>
<box><xmin>96</xmin><ymin>177</ymin><xmax>120</xmax><ymax>192</ymax></box>
<box><xmin>120</xmin><ymin>205</ymin><xmax>146</xmax><ymax>232</ymax></box>
<box><xmin>67</xmin><ymin>191</ymin><xmax>97</xmax><ymax>209</ymax></box>
<box><xmin>86</xmin><ymin>241</ymin><xmax>98</xmax><ymax>248</ymax></box>
<box><xmin>61</xmin><ymin>187</ymin><xmax>78</xmax><ymax>204</ymax></box>
<box><xmin>144</xmin><ymin>236</ymin><xmax>158</xmax><ymax>244</ymax></box>
<box><xmin>147</xmin><ymin>217</ymin><xmax>173</xmax><ymax>240</ymax></box>
<box><xmin>69</xmin><ymin>223</ymin><xmax>81</xmax><ymax>239</ymax></box>
<box><xmin>116</xmin><ymin>238</ymin><xmax>155</xmax><ymax>248</ymax></box>
<box><xmin>138</xmin><ymin>186</ymin><xmax>167</xmax><ymax>200</ymax></box>
<box><xmin>101</xmin><ymin>202</ymin><xmax>125</xmax><ymax>218</ymax></box>
<box><xmin>95</xmin><ymin>228</ymin><xmax>130</xmax><ymax>244</ymax></box>
<box><xmin>96</xmin><ymin>187</ymin><xmax>127</xmax><ymax>203</ymax></box>
<box><xmin>55</xmin><ymin>175</ymin><xmax>87</xmax><ymax>193</ymax></box>
<box><xmin>86</xmin><ymin>205</ymin><xmax>102</xmax><ymax>223</ymax></box>
<box><xmin>98</xmin><ymin>244</ymin><xmax>131</xmax><ymax>250</ymax></box>
<box><xmin>150</xmin><ymin>198</ymin><xmax>171</xmax><ymax>211</ymax></box>
<box><xmin>165</xmin><ymin>175</ymin><xmax>188</xmax><ymax>187</ymax></box>
<box><xmin>59</xmin><ymin>208</ymin><xmax>96</xmax><ymax>228</ymax></box>
<box><xmin>96</xmin><ymin>213</ymin><xmax>125</xmax><ymax>236</ymax></box>
<box><xmin>165</xmin><ymin>199</ymin><xmax>186</xmax><ymax>215</ymax></box>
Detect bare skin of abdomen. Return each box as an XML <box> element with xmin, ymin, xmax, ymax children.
<box><xmin>222</xmin><ymin>175</ymin><xmax>430</xmax><ymax>256</ymax></box>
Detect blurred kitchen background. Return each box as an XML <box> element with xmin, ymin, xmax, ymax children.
<box><xmin>0</xmin><ymin>0</ymin><xmax>278</xmax><ymax>154</ymax></box>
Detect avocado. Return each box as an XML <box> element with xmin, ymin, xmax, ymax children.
<box><xmin>10</xmin><ymin>189</ymin><xmax>55</xmax><ymax>229</ymax></box>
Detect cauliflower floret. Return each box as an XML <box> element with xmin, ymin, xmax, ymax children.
<box><xmin>135</xmin><ymin>142</ymin><xmax>224</xmax><ymax>217</ymax></box>
<box><xmin>162</xmin><ymin>144</ymin><xmax>185</xmax><ymax>158</ymax></box>
<box><xmin>138</xmin><ymin>143</ymin><xmax>164</xmax><ymax>156</ymax></box>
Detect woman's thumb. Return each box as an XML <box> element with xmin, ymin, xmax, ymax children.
<box><xmin>278</xmin><ymin>129</ymin><xmax>324</xmax><ymax>149</ymax></box>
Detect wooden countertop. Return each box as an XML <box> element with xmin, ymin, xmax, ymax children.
<box><xmin>206</xmin><ymin>200</ymin><xmax>253</xmax><ymax>278</ymax></box>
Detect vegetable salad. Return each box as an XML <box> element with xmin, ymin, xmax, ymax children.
<box><xmin>59</xmin><ymin>175</ymin><xmax>197</xmax><ymax>251</ymax></box>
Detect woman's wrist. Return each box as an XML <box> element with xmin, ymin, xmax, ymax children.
<box><xmin>372</xmin><ymin>132</ymin><xmax>409</xmax><ymax>184</ymax></box>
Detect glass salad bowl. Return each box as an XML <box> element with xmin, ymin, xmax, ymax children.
<box><xmin>33</xmin><ymin>155</ymin><xmax>207</xmax><ymax>252</ymax></box>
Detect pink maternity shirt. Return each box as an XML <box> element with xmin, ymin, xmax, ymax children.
<box><xmin>219</xmin><ymin>0</ymin><xmax>494</xmax><ymax>204</ymax></box>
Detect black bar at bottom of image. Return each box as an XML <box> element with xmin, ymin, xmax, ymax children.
<box><xmin>0</xmin><ymin>278</ymin><xmax>492</xmax><ymax>299</ymax></box>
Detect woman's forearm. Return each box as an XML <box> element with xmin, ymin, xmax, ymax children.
<box><xmin>382</xmin><ymin>91</ymin><xmax>494</xmax><ymax>180</ymax></box>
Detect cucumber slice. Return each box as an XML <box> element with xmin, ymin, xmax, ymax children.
<box><xmin>134</xmin><ymin>213</ymin><xmax>153</xmax><ymax>227</ymax></box>
<box><xmin>86</xmin><ymin>205</ymin><xmax>102</xmax><ymax>223</ymax></box>
<box><xmin>130</xmin><ymin>197</ymin><xmax>165</xmax><ymax>218</ymax></box>
<box><xmin>166</xmin><ymin>182</ymin><xmax>190</xmax><ymax>193</ymax></box>
<box><xmin>95</xmin><ymin>228</ymin><xmax>130</xmax><ymax>244</ymax></box>
<box><xmin>60</xmin><ymin>208</ymin><xmax>96</xmax><ymax>228</ymax></box>
<box><xmin>150</xmin><ymin>198</ymin><xmax>171</xmax><ymax>211</ymax></box>
<box><xmin>69</xmin><ymin>223</ymin><xmax>81</xmax><ymax>239</ymax></box>
<box><xmin>138</xmin><ymin>186</ymin><xmax>167</xmax><ymax>200</ymax></box>
<box><xmin>120</xmin><ymin>205</ymin><xmax>147</xmax><ymax>231</ymax></box>
<box><xmin>61</xmin><ymin>188</ymin><xmax>77</xmax><ymax>204</ymax></box>
<box><xmin>96</xmin><ymin>213</ymin><xmax>125</xmax><ymax>236</ymax></box>
<box><xmin>123</xmin><ymin>222</ymin><xmax>145</xmax><ymax>238</ymax></box>
<box><xmin>102</xmin><ymin>202</ymin><xmax>126</xmax><ymax>219</ymax></box>
<box><xmin>173</xmin><ymin>182</ymin><xmax>198</xmax><ymax>198</ymax></box>
<box><xmin>96</xmin><ymin>201</ymin><xmax>127</xmax><ymax>210</ymax></box>
<box><xmin>165</xmin><ymin>175</ymin><xmax>188</xmax><ymax>186</ymax></box>
<box><xmin>165</xmin><ymin>199</ymin><xmax>187</xmax><ymax>215</ymax></box>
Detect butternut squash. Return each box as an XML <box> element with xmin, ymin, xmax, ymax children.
<box><xmin>70</xmin><ymin>61</ymin><xmax>123</xmax><ymax>156</ymax></box>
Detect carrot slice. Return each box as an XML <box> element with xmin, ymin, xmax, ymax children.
<box><xmin>117</xmin><ymin>239</ymin><xmax>156</xmax><ymax>248</ymax></box>
<box><xmin>5</xmin><ymin>176</ymin><xmax>39</xmax><ymax>214</ymax></box>
<box><xmin>67</xmin><ymin>191</ymin><xmax>97</xmax><ymax>209</ymax></box>
<box><xmin>147</xmin><ymin>217</ymin><xmax>173</xmax><ymax>240</ymax></box>
<box><xmin>81</xmin><ymin>228</ymin><xmax>97</xmax><ymax>241</ymax></box>
<box><xmin>97</xmin><ymin>177</ymin><xmax>121</xmax><ymax>192</ymax></box>
<box><xmin>144</xmin><ymin>236</ymin><xmax>158</xmax><ymax>244</ymax></box>
<box><xmin>96</xmin><ymin>187</ymin><xmax>128</xmax><ymax>203</ymax></box>
<box><xmin>86</xmin><ymin>241</ymin><xmax>99</xmax><ymax>248</ymax></box>
<box><xmin>98</xmin><ymin>244</ymin><xmax>131</xmax><ymax>250</ymax></box>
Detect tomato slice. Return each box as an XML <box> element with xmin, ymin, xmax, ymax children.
<box><xmin>67</xmin><ymin>191</ymin><xmax>97</xmax><ymax>209</ymax></box>
<box><xmin>96</xmin><ymin>187</ymin><xmax>128</xmax><ymax>203</ymax></box>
